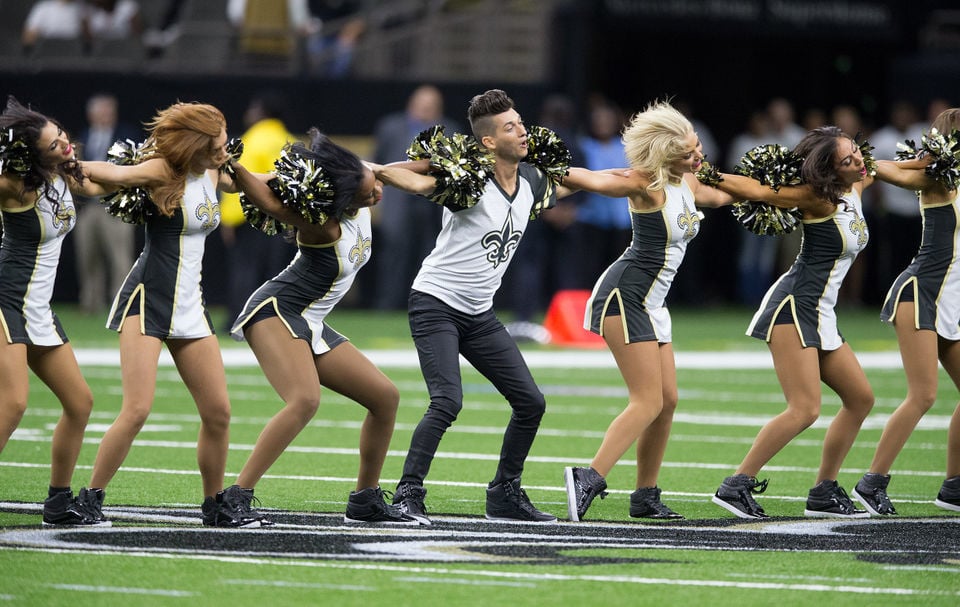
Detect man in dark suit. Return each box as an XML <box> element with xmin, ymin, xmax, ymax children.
<box><xmin>370</xmin><ymin>84</ymin><xmax>461</xmax><ymax>310</ymax></box>
<box><xmin>74</xmin><ymin>93</ymin><xmax>140</xmax><ymax>314</ymax></box>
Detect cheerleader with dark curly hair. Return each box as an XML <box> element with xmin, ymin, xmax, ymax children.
<box><xmin>223</xmin><ymin>129</ymin><xmax>416</xmax><ymax>524</ymax></box>
<box><xmin>704</xmin><ymin>127</ymin><xmax>909</xmax><ymax>519</ymax></box>
<box><xmin>0</xmin><ymin>96</ymin><xmax>113</xmax><ymax>526</ymax></box>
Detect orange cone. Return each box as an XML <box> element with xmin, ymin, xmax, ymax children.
<box><xmin>543</xmin><ymin>290</ymin><xmax>606</xmax><ymax>348</ymax></box>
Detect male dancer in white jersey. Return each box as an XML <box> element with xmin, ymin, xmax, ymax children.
<box><xmin>375</xmin><ymin>89</ymin><xmax>560</xmax><ymax>524</ymax></box>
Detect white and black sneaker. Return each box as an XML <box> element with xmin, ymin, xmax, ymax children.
<box><xmin>392</xmin><ymin>483</ymin><xmax>431</xmax><ymax>525</ymax></box>
<box><xmin>712</xmin><ymin>474</ymin><xmax>770</xmax><ymax>519</ymax></box>
<box><xmin>486</xmin><ymin>478</ymin><xmax>556</xmax><ymax>523</ymax></box>
<box><xmin>934</xmin><ymin>475</ymin><xmax>960</xmax><ymax>512</ymax></box>
<box><xmin>804</xmin><ymin>480</ymin><xmax>868</xmax><ymax>518</ymax></box>
<box><xmin>563</xmin><ymin>466</ymin><xmax>607</xmax><ymax>521</ymax></box>
<box><xmin>345</xmin><ymin>487</ymin><xmax>419</xmax><ymax>524</ymax></box>
<box><xmin>852</xmin><ymin>473</ymin><xmax>897</xmax><ymax>516</ymax></box>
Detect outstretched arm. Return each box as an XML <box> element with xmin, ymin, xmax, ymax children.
<box><xmin>561</xmin><ymin>167</ymin><xmax>641</xmax><ymax>199</ymax></box>
<box><xmin>874</xmin><ymin>158</ymin><xmax>936</xmax><ymax>191</ymax></box>
<box><xmin>374</xmin><ymin>162</ymin><xmax>437</xmax><ymax>196</ymax></box>
<box><xmin>712</xmin><ymin>173</ymin><xmax>814</xmax><ymax>209</ymax></box>
<box><xmin>82</xmin><ymin>158</ymin><xmax>170</xmax><ymax>189</ymax></box>
<box><xmin>684</xmin><ymin>173</ymin><xmax>736</xmax><ymax>208</ymax></box>
<box><xmin>227</xmin><ymin>159</ymin><xmax>307</xmax><ymax>227</ymax></box>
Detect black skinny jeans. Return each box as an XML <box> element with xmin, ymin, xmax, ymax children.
<box><xmin>400</xmin><ymin>290</ymin><xmax>547</xmax><ymax>487</ymax></box>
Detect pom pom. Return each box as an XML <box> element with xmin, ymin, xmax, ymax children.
<box><xmin>731</xmin><ymin>201</ymin><xmax>803</xmax><ymax>237</ymax></box>
<box><xmin>406</xmin><ymin>125</ymin><xmax>494</xmax><ymax>209</ymax></box>
<box><xmin>0</xmin><ymin>127</ymin><xmax>34</xmax><ymax>178</ymax></box>
<box><xmin>695</xmin><ymin>160</ymin><xmax>723</xmax><ymax>187</ymax></box>
<box><xmin>242</xmin><ymin>143</ymin><xmax>338</xmax><ymax>234</ymax></box>
<box><xmin>858</xmin><ymin>138</ymin><xmax>878</xmax><ymax>177</ymax></box>
<box><xmin>731</xmin><ymin>144</ymin><xmax>804</xmax><ymax>236</ymax></box>
<box><xmin>898</xmin><ymin>128</ymin><xmax>960</xmax><ymax>190</ymax></box>
<box><xmin>240</xmin><ymin>179</ymin><xmax>289</xmax><ymax>236</ymax></box>
<box><xmin>525</xmin><ymin>125</ymin><xmax>571</xmax><ymax>184</ymax></box>
<box><xmin>220</xmin><ymin>137</ymin><xmax>244</xmax><ymax>179</ymax></box>
<box><xmin>100</xmin><ymin>138</ymin><xmax>156</xmax><ymax>224</ymax></box>
<box><xmin>270</xmin><ymin>144</ymin><xmax>333</xmax><ymax>225</ymax></box>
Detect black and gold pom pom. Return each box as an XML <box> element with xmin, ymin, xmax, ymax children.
<box><xmin>731</xmin><ymin>144</ymin><xmax>804</xmax><ymax>236</ymax></box>
<box><xmin>898</xmin><ymin>128</ymin><xmax>960</xmax><ymax>190</ymax></box>
<box><xmin>240</xmin><ymin>179</ymin><xmax>290</xmax><ymax>236</ymax></box>
<box><xmin>220</xmin><ymin>137</ymin><xmax>244</xmax><ymax>179</ymax></box>
<box><xmin>695</xmin><ymin>160</ymin><xmax>723</xmax><ymax>187</ymax></box>
<box><xmin>525</xmin><ymin>125</ymin><xmax>571</xmax><ymax>185</ymax></box>
<box><xmin>271</xmin><ymin>145</ymin><xmax>333</xmax><ymax>225</ymax></box>
<box><xmin>0</xmin><ymin>126</ymin><xmax>33</xmax><ymax>178</ymax></box>
<box><xmin>101</xmin><ymin>138</ymin><xmax>156</xmax><ymax>224</ymax></box>
<box><xmin>407</xmin><ymin>125</ymin><xmax>494</xmax><ymax>209</ymax></box>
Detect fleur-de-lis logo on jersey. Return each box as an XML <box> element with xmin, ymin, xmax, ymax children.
<box><xmin>348</xmin><ymin>230</ymin><xmax>371</xmax><ymax>268</ymax></box>
<box><xmin>195</xmin><ymin>190</ymin><xmax>220</xmax><ymax>231</ymax></box>
<box><xmin>848</xmin><ymin>209</ymin><xmax>868</xmax><ymax>247</ymax></box>
<box><xmin>481</xmin><ymin>212</ymin><xmax>522</xmax><ymax>268</ymax></box>
<box><xmin>676</xmin><ymin>196</ymin><xmax>700</xmax><ymax>240</ymax></box>
<box><xmin>51</xmin><ymin>204</ymin><xmax>76</xmax><ymax>236</ymax></box>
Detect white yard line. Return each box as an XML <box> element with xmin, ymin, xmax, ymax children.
<box><xmin>73</xmin><ymin>348</ymin><xmax>906</xmax><ymax>369</ymax></box>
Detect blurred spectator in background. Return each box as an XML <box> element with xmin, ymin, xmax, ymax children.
<box><xmin>307</xmin><ymin>0</ymin><xmax>367</xmax><ymax>77</ymax></box>
<box><xmin>572</xmin><ymin>98</ymin><xmax>631</xmax><ymax>288</ymax></box>
<box><xmin>142</xmin><ymin>0</ymin><xmax>188</xmax><ymax>56</ymax></box>
<box><xmin>228</xmin><ymin>0</ymin><xmax>314</xmax><ymax>63</ymax></box>
<box><xmin>21</xmin><ymin>0</ymin><xmax>83</xmax><ymax>51</ymax></box>
<box><xmin>371</xmin><ymin>84</ymin><xmax>460</xmax><ymax>310</ymax></box>
<box><xmin>84</xmin><ymin>0</ymin><xmax>143</xmax><ymax>40</ymax></box>
<box><xmin>868</xmin><ymin>100</ymin><xmax>924</xmax><ymax>298</ymax></box>
<box><xmin>74</xmin><ymin>93</ymin><xmax>139</xmax><ymax>314</ymax></box>
<box><xmin>500</xmin><ymin>93</ymin><xmax>585</xmax><ymax>336</ymax></box>
<box><xmin>219</xmin><ymin>90</ymin><xmax>298</xmax><ymax>328</ymax></box>
<box><xmin>728</xmin><ymin>109</ymin><xmax>776</xmax><ymax>306</ymax></box>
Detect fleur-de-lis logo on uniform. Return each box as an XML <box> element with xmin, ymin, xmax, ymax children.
<box><xmin>51</xmin><ymin>204</ymin><xmax>76</xmax><ymax>236</ymax></box>
<box><xmin>348</xmin><ymin>230</ymin><xmax>371</xmax><ymax>268</ymax></box>
<box><xmin>481</xmin><ymin>213</ymin><xmax>522</xmax><ymax>268</ymax></box>
<box><xmin>195</xmin><ymin>190</ymin><xmax>220</xmax><ymax>231</ymax></box>
<box><xmin>848</xmin><ymin>209</ymin><xmax>868</xmax><ymax>247</ymax></box>
<box><xmin>676</xmin><ymin>196</ymin><xmax>700</xmax><ymax>240</ymax></box>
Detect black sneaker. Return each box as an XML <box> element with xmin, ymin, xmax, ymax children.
<box><xmin>804</xmin><ymin>480</ymin><xmax>868</xmax><ymax>518</ymax></box>
<box><xmin>486</xmin><ymin>478</ymin><xmax>556</xmax><ymax>523</ymax></box>
<box><xmin>42</xmin><ymin>490</ymin><xmax>96</xmax><ymax>526</ymax></box>
<box><xmin>345</xmin><ymin>487</ymin><xmax>419</xmax><ymax>524</ymax></box>
<box><xmin>563</xmin><ymin>466</ymin><xmax>607</xmax><ymax>521</ymax></box>
<box><xmin>201</xmin><ymin>485</ymin><xmax>263</xmax><ymax>528</ymax></box>
<box><xmin>630</xmin><ymin>486</ymin><xmax>683</xmax><ymax>520</ymax></box>
<box><xmin>712</xmin><ymin>474</ymin><xmax>770</xmax><ymax>519</ymax></box>
<box><xmin>934</xmin><ymin>475</ymin><xmax>960</xmax><ymax>512</ymax></box>
<box><xmin>74</xmin><ymin>487</ymin><xmax>110</xmax><ymax>526</ymax></box>
<box><xmin>392</xmin><ymin>483</ymin><xmax>431</xmax><ymax>525</ymax></box>
<box><xmin>852</xmin><ymin>473</ymin><xmax>897</xmax><ymax>516</ymax></box>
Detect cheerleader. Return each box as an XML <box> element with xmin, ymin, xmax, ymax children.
<box><xmin>0</xmin><ymin>96</ymin><xmax>112</xmax><ymax>525</ymax></box>
<box><xmin>224</xmin><ymin>129</ymin><xmax>415</xmax><ymax>524</ymax></box>
<box><xmin>80</xmin><ymin>102</ymin><xmax>250</xmax><ymax>527</ymax></box>
<box><xmin>558</xmin><ymin>101</ymin><xmax>735</xmax><ymax>521</ymax></box>
<box><xmin>852</xmin><ymin>108</ymin><xmax>960</xmax><ymax>515</ymax></box>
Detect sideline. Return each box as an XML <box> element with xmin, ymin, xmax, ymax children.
<box><xmin>73</xmin><ymin>348</ymin><xmax>904</xmax><ymax>369</ymax></box>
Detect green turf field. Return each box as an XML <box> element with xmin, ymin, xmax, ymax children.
<box><xmin>1</xmin><ymin>305</ymin><xmax>957</xmax><ymax>606</ymax></box>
